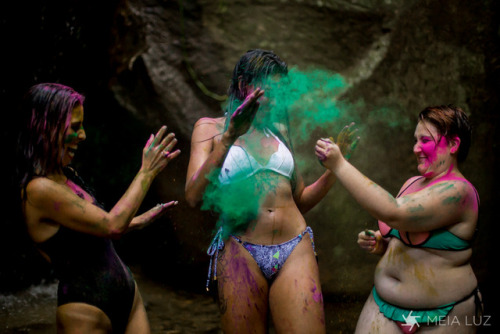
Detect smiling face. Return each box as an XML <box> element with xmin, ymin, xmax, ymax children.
<box><xmin>413</xmin><ymin>121</ymin><xmax>452</xmax><ymax>178</ymax></box>
<box><xmin>62</xmin><ymin>104</ymin><xmax>86</xmax><ymax>167</ymax></box>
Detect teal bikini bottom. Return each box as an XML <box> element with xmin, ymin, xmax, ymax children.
<box><xmin>372</xmin><ymin>287</ymin><xmax>481</xmax><ymax>324</ymax></box>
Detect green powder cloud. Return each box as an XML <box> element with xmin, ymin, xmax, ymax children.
<box><xmin>202</xmin><ymin>66</ymin><xmax>406</xmax><ymax>238</ymax></box>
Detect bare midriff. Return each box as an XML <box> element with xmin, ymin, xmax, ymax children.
<box><xmin>235</xmin><ymin>173</ymin><xmax>306</xmax><ymax>245</ymax></box>
<box><xmin>374</xmin><ymin>238</ymin><xmax>477</xmax><ymax>309</ymax></box>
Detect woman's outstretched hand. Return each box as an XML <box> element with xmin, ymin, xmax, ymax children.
<box><xmin>142</xmin><ymin>125</ymin><xmax>181</xmax><ymax>177</ymax></box>
<box><xmin>222</xmin><ymin>88</ymin><xmax>265</xmax><ymax>146</ymax></box>
<box><xmin>315</xmin><ymin>122</ymin><xmax>359</xmax><ymax>170</ymax></box>
<box><xmin>335</xmin><ymin>122</ymin><xmax>359</xmax><ymax>160</ymax></box>
<box><xmin>127</xmin><ymin>200</ymin><xmax>179</xmax><ymax>231</ymax></box>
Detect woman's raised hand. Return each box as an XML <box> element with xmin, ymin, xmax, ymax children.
<box><xmin>315</xmin><ymin>123</ymin><xmax>359</xmax><ymax>170</ymax></box>
<box><xmin>336</xmin><ymin>122</ymin><xmax>359</xmax><ymax>160</ymax></box>
<box><xmin>142</xmin><ymin>126</ymin><xmax>181</xmax><ymax>177</ymax></box>
<box><xmin>223</xmin><ymin>88</ymin><xmax>265</xmax><ymax>145</ymax></box>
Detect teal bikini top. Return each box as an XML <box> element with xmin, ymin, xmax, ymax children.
<box><xmin>378</xmin><ymin>177</ymin><xmax>479</xmax><ymax>251</ymax></box>
<box><xmin>382</xmin><ymin>227</ymin><xmax>471</xmax><ymax>250</ymax></box>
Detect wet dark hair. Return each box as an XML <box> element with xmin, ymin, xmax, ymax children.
<box><xmin>418</xmin><ymin>105</ymin><xmax>472</xmax><ymax>163</ymax></box>
<box><xmin>17</xmin><ymin>83</ymin><xmax>85</xmax><ymax>192</ymax></box>
<box><xmin>225</xmin><ymin>49</ymin><xmax>288</xmax><ymax>118</ymax></box>
<box><xmin>223</xmin><ymin>50</ymin><xmax>299</xmax><ymax>190</ymax></box>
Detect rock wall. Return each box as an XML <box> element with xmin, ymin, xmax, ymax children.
<box><xmin>107</xmin><ymin>0</ymin><xmax>499</xmax><ymax>300</ymax></box>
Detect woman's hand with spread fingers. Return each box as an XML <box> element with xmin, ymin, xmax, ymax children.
<box><xmin>222</xmin><ymin>88</ymin><xmax>264</xmax><ymax>146</ymax></box>
<box><xmin>142</xmin><ymin>126</ymin><xmax>181</xmax><ymax>178</ymax></box>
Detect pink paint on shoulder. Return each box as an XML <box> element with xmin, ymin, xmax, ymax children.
<box><xmin>65</xmin><ymin>179</ymin><xmax>93</xmax><ymax>202</ymax></box>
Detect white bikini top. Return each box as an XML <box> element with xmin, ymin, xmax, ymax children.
<box><xmin>218</xmin><ymin>129</ymin><xmax>294</xmax><ymax>185</ymax></box>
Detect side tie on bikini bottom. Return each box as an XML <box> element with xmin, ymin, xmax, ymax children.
<box><xmin>206</xmin><ymin>226</ymin><xmax>316</xmax><ymax>290</ymax></box>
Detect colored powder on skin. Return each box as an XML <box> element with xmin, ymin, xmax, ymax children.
<box><xmin>64</xmin><ymin>132</ymin><xmax>79</xmax><ymax>144</ymax></box>
<box><xmin>409</xmin><ymin>214</ymin><xmax>432</xmax><ymax>222</ymax></box>
<box><xmin>436</xmin><ymin>183</ymin><xmax>455</xmax><ymax>193</ymax></box>
<box><xmin>311</xmin><ymin>285</ymin><xmax>323</xmax><ymax>304</ymax></box>
<box><xmin>442</xmin><ymin>196</ymin><xmax>462</xmax><ymax>205</ymax></box>
<box><xmin>407</xmin><ymin>204</ymin><xmax>424</xmax><ymax>213</ymax></box>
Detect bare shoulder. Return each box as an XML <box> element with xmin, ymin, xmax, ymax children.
<box><xmin>193</xmin><ymin>117</ymin><xmax>225</xmax><ymax>132</ymax></box>
<box><xmin>191</xmin><ymin>116</ymin><xmax>226</xmax><ymax>144</ymax></box>
<box><xmin>25</xmin><ymin>177</ymin><xmax>72</xmax><ymax>206</ymax></box>
<box><xmin>450</xmin><ymin>177</ymin><xmax>479</xmax><ymax>204</ymax></box>
<box><xmin>26</xmin><ymin>177</ymin><xmax>58</xmax><ymax>199</ymax></box>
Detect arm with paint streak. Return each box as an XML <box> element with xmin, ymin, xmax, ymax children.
<box><xmin>25</xmin><ymin>126</ymin><xmax>180</xmax><ymax>238</ymax></box>
<box><xmin>315</xmin><ymin>140</ymin><xmax>475</xmax><ymax>232</ymax></box>
<box><xmin>185</xmin><ymin>89</ymin><xmax>264</xmax><ymax>207</ymax></box>
<box><xmin>185</xmin><ymin>118</ymin><xmax>229</xmax><ymax>207</ymax></box>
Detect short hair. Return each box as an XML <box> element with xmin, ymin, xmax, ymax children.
<box><xmin>418</xmin><ymin>105</ymin><xmax>472</xmax><ymax>163</ymax></box>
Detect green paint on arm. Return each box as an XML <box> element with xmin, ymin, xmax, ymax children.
<box><xmin>408</xmin><ymin>204</ymin><xmax>425</xmax><ymax>213</ymax></box>
<box><xmin>442</xmin><ymin>196</ymin><xmax>462</xmax><ymax>205</ymax></box>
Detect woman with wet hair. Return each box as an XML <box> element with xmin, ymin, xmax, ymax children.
<box><xmin>185</xmin><ymin>49</ymin><xmax>356</xmax><ymax>333</ymax></box>
<box><xmin>315</xmin><ymin>105</ymin><xmax>481</xmax><ymax>333</ymax></box>
<box><xmin>17</xmin><ymin>83</ymin><xmax>180</xmax><ymax>333</ymax></box>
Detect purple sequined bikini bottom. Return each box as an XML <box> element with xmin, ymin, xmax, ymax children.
<box><xmin>232</xmin><ymin>226</ymin><xmax>316</xmax><ymax>280</ymax></box>
<box><xmin>206</xmin><ymin>226</ymin><xmax>316</xmax><ymax>290</ymax></box>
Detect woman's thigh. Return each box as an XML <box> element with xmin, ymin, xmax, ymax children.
<box><xmin>217</xmin><ymin>238</ymin><xmax>270</xmax><ymax>334</ymax></box>
<box><xmin>354</xmin><ymin>292</ymin><xmax>400</xmax><ymax>334</ymax></box>
<box><xmin>419</xmin><ymin>292</ymin><xmax>479</xmax><ymax>333</ymax></box>
<box><xmin>125</xmin><ymin>284</ymin><xmax>150</xmax><ymax>334</ymax></box>
<box><xmin>56</xmin><ymin>303</ymin><xmax>112</xmax><ymax>334</ymax></box>
<box><xmin>355</xmin><ymin>289</ymin><xmax>481</xmax><ymax>334</ymax></box>
<box><xmin>269</xmin><ymin>236</ymin><xmax>326</xmax><ymax>334</ymax></box>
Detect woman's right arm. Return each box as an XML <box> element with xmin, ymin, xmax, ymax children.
<box><xmin>185</xmin><ymin>88</ymin><xmax>264</xmax><ymax>207</ymax></box>
<box><xmin>185</xmin><ymin>118</ymin><xmax>231</xmax><ymax>207</ymax></box>
<box><xmin>25</xmin><ymin>126</ymin><xmax>180</xmax><ymax>239</ymax></box>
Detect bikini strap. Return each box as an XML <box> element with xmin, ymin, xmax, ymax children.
<box><xmin>206</xmin><ymin>227</ymin><xmax>225</xmax><ymax>291</ymax></box>
<box><xmin>396</xmin><ymin>176</ymin><xmax>424</xmax><ymax>198</ymax></box>
<box><xmin>303</xmin><ymin>226</ymin><xmax>317</xmax><ymax>257</ymax></box>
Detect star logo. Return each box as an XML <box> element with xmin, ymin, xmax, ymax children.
<box><xmin>402</xmin><ymin>311</ymin><xmax>421</xmax><ymax>331</ymax></box>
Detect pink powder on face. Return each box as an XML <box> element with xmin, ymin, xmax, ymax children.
<box><xmin>420</xmin><ymin>136</ymin><xmax>448</xmax><ymax>163</ymax></box>
<box><xmin>414</xmin><ymin>125</ymin><xmax>450</xmax><ymax>178</ymax></box>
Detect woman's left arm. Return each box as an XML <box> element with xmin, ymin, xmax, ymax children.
<box><xmin>126</xmin><ymin>200</ymin><xmax>178</xmax><ymax>232</ymax></box>
<box><xmin>294</xmin><ymin>123</ymin><xmax>359</xmax><ymax>213</ymax></box>
<box><xmin>316</xmin><ymin>140</ymin><xmax>475</xmax><ymax>232</ymax></box>
<box><xmin>293</xmin><ymin>169</ymin><xmax>337</xmax><ymax>214</ymax></box>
